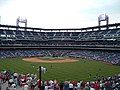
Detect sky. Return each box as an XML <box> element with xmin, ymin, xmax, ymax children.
<box><xmin>0</xmin><ymin>0</ymin><xmax>120</xmax><ymax>29</ymax></box>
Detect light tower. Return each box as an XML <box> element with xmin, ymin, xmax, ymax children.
<box><xmin>0</xmin><ymin>16</ymin><xmax>1</xmax><ymax>24</ymax></box>
<box><xmin>16</xmin><ymin>16</ymin><xmax>27</xmax><ymax>30</ymax></box>
<box><xmin>98</xmin><ymin>14</ymin><xmax>109</xmax><ymax>30</ymax></box>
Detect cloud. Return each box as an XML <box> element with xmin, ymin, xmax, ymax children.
<box><xmin>0</xmin><ymin>0</ymin><xmax>120</xmax><ymax>28</ymax></box>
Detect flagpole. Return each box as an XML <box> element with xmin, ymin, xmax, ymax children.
<box><xmin>39</xmin><ymin>66</ymin><xmax>41</xmax><ymax>90</ymax></box>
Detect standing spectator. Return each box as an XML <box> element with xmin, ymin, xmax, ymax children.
<box><xmin>44</xmin><ymin>83</ymin><xmax>49</xmax><ymax>90</ymax></box>
<box><xmin>94</xmin><ymin>81</ymin><xmax>100</xmax><ymax>90</ymax></box>
<box><xmin>69</xmin><ymin>82</ymin><xmax>73</xmax><ymax>90</ymax></box>
<box><xmin>23</xmin><ymin>84</ymin><xmax>29</xmax><ymax>90</ymax></box>
<box><xmin>80</xmin><ymin>81</ymin><xmax>86</xmax><ymax>90</ymax></box>
<box><xmin>63</xmin><ymin>81</ymin><xmax>69</xmax><ymax>90</ymax></box>
<box><xmin>60</xmin><ymin>81</ymin><xmax>64</xmax><ymax>90</ymax></box>
<box><xmin>54</xmin><ymin>83</ymin><xmax>60</xmax><ymax>90</ymax></box>
<box><xmin>77</xmin><ymin>81</ymin><xmax>81</xmax><ymax>90</ymax></box>
<box><xmin>11</xmin><ymin>83</ymin><xmax>16</xmax><ymax>90</ymax></box>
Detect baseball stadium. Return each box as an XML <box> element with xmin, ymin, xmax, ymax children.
<box><xmin>0</xmin><ymin>13</ymin><xmax>120</xmax><ymax>90</ymax></box>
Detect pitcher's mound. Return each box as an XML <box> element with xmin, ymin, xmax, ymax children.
<box><xmin>23</xmin><ymin>57</ymin><xmax>79</xmax><ymax>63</ymax></box>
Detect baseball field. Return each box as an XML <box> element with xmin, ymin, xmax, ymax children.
<box><xmin>0</xmin><ymin>57</ymin><xmax>120</xmax><ymax>81</ymax></box>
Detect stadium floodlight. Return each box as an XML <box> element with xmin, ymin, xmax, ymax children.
<box><xmin>98</xmin><ymin>14</ymin><xmax>109</xmax><ymax>30</ymax></box>
<box><xmin>98</xmin><ymin>14</ymin><xmax>108</xmax><ymax>21</ymax></box>
<box><xmin>16</xmin><ymin>16</ymin><xmax>27</xmax><ymax>30</ymax></box>
<box><xmin>17</xmin><ymin>16</ymin><xmax>27</xmax><ymax>23</ymax></box>
<box><xmin>0</xmin><ymin>16</ymin><xmax>1</xmax><ymax>24</ymax></box>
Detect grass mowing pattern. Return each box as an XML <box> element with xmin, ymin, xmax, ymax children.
<box><xmin>0</xmin><ymin>57</ymin><xmax>120</xmax><ymax>81</ymax></box>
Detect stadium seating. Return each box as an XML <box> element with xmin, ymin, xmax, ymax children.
<box><xmin>1</xmin><ymin>27</ymin><xmax>120</xmax><ymax>44</ymax></box>
<box><xmin>0</xmin><ymin>50</ymin><xmax>120</xmax><ymax>65</ymax></box>
<box><xmin>0</xmin><ymin>29</ymin><xmax>120</xmax><ymax>46</ymax></box>
<box><xmin>0</xmin><ymin>24</ymin><xmax>120</xmax><ymax>65</ymax></box>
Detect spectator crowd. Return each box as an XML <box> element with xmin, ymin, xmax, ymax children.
<box><xmin>0</xmin><ymin>70</ymin><xmax>120</xmax><ymax>90</ymax></box>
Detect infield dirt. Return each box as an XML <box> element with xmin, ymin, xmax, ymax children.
<box><xmin>23</xmin><ymin>57</ymin><xmax>79</xmax><ymax>63</ymax></box>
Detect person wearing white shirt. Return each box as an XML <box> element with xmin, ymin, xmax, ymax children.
<box><xmin>69</xmin><ymin>82</ymin><xmax>73</xmax><ymax>90</ymax></box>
<box><xmin>23</xmin><ymin>84</ymin><xmax>29</xmax><ymax>90</ymax></box>
<box><xmin>77</xmin><ymin>81</ymin><xmax>81</xmax><ymax>90</ymax></box>
<box><xmin>44</xmin><ymin>85</ymin><xmax>49</xmax><ymax>90</ymax></box>
<box><xmin>11</xmin><ymin>83</ymin><xmax>16</xmax><ymax>90</ymax></box>
<box><xmin>90</xmin><ymin>87</ymin><xmax>95</xmax><ymax>90</ymax></box>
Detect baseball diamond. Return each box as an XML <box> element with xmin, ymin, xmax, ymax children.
<box><xmin>0</xmin><ymin>23</ymin><xmax>120</xmax><ymax>89</ymax></box>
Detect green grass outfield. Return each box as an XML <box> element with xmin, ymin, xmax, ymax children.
<box><xmin>0</xmin><ymin>57</ymin><xmax>120</xmax><ymax>81</ymax></box>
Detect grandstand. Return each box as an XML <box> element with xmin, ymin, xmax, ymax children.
<box><xmin>0</xmin><ymin>23</ymin><xmax>120</xmax><ymax>65</ymax></box>
<box><xmin>0</xmin><ymin>23</ymin><xmax>120</xmax><ymax>49</ymax></box>
<box><xmin>0</xmin><ymin>19</ymin><xmax>120</xmax><ymax>90</ymax></box>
